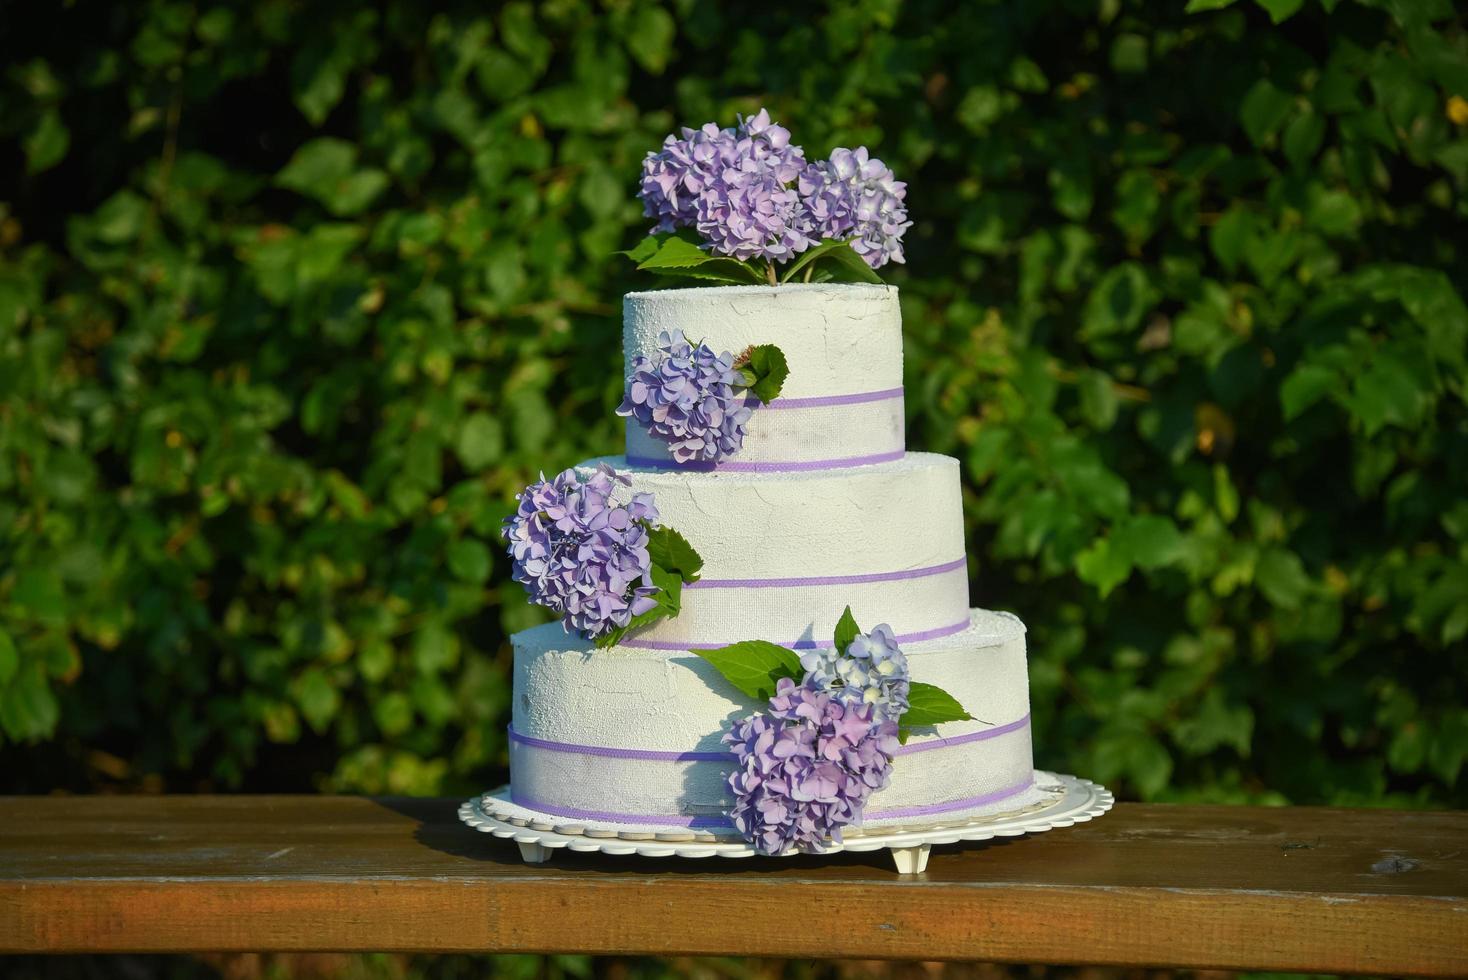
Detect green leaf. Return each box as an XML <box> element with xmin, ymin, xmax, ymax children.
<box><xmin>625</xmin><ymin>6</ymin><xmax>675</xmax><ymax>74</ymax></box>
<box><xmin>413</xmin><ymin>623</ymin><xmax>460</xmax><ymax>672</ymax></box>
<box><xmin>457</xmin><ymin>412</ymin><xmax>505</xmax><ymax>469</ymax></box>
<box><xmin>1115</xmin><ymin>515</ymin><xmax>1184</xmax><ymax>570</ymax></box>
<box><xmin>900</xmin><ymin>682</ymin><xmax>975</xmax><ymax>729</ymax></box>
<box><xmin>619</xmin><ymin>234</ymin><xmax>665</xmax><ymax>264</ymax></box>
<box><xmin>24</xmin><ymin>109</ymin><xmax>70</xmax><ymax>175</ymax></box>
<box><xmin>817</xmin><ymin>242</ymin><xmax>884</xmax><ymax>284</ymax></box>
<box><xmin>740</xmin><ymin>344</ymin><xmax>789</xmax><ymax>404</ymax></box>
<box><xmin>1240</xmin><ymin>80</ymin><xmax>1293</xmax><ymax>146</ymax></box>
<box><xmin>294</xmin><ymin>669</ymin><xmax>340</xmax><ymax>733</ymax></box>
<box><xmin>1280</xmin><ymin>363</ymin><xmax>1340</xmax><ymax>419</ymax></box>
<box><xmin>833</xmin><ymin>605</ymin><xmax>861</xmax><ymax>653</ymax></box>
<box><xmin>447</xmin><ymin>538</ymin><xmax>492</xmax><ymax>583</ymax></box>
<box><xmin>1282</xmin><ymin>109</ymin><xmax>1326</xmax><ymax>168</ymax></box>
<box><xmin>1076</xmin><ymin>537</ymin><xmax>1132</xmax><ymax>597</ymax></box>
<box><xmin>642</xmin><ymin>263</ymin><xmax>767</xmax><ymax>285</ymax></box>
<box><xmin>1257</xmin><ymin>548</ymin><xmax>1312</xmax><ymax>609</ymax></box>
<box><xmin>277</xmin><ymin>137</ymin><xmax>356</xmax><ymax>191</ymax></box>
<box><xmin>637</xmin><ymin>235</ymin><xmax>717</xmax><ymax>270</ymax></box>
<box><xmin>693</xmin><ymin>640</ymin><xmax>803</xmax><ymax>701</ymax></box>
<box><xmin>1255</xmin><ymin>0</ymin><xmax>1305</xmax><ymax>23</ymax></box>
<box><xmin>779</xmin><ymin>239</ymin><xmax>854</xmax><ymax>283</ymax></box>
<box><xmin>1184</xmin><ymin>0</ymin><xmax>1237</xmax><ymax>10</ymax></box>
<box><xmin>595</xmin><ymin>564</ymin><xmax>684</xmax><ymax>648</ymax></box>
<box><xmin>646</xmin><ymin>524</ymin><xmax>703</xmax><ymax>582</ymax></box>
<box><xmin>0</xmin><ymin>629</ymin><xmax>16</xmax><ymax>684</ymax></box>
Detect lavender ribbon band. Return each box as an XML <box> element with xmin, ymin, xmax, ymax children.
<box><xmin>508</xmin><ymin>712</ymin><xmax>1031</xmax><ymax>763</ymax></box>
<box><xmin>686</xmin><ymin>556</ymin><xmax>966</xmax><ymax>591</ymax></box>
<box><xmin>619</xmin><ymin>617</ymin><xmax>972</xmax><ymax>651</ymax></box>
<box><xmin>625</xmin><ymin>450</ymin><xmax>905</xmax><ymax>473</ymax></box>
<box><xmin>757</xmin><ymin>386</ymin><xmax>904</xmax><ymax>410</ymax></box>
<box><xmin>507</xmin><ymin>776</ymin><xmax>1036</xmax><ymax>829</ymax></box>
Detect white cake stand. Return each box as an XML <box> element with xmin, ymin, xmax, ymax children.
<box><xmin>458</xmin><ymin>770</ymin><xmax>1112</xmax><ymax>874</ymax></box>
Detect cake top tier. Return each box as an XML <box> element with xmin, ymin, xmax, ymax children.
<box><xmin>622</xmin><ymin>283</ymin><xmax>901</xmax><ymax>399</ymax></box>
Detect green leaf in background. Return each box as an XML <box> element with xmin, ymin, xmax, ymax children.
<box><xmin>0</xmin><ymin>630</ymin><xmax>17</xmax><ymax>684</ymax></box>
<box><xmin>738</xmin><ymin>344</ymin><xmax>789</xmax><ymax>404</ymax></box>
<box><xmin>900</xmin><ymin>682</ymin><xmax>976</xmax><ymax>730</ymax></box>
<box><xmin>833</xmin><ymin>605</ymin><xmax>861</xmax><ymax>654</ymax></box>
<box><xmin>693</xmin><ymin>640</ymin><xmax>803</xmax><ymax>701</ymax></box>
<box><xmin>2</xmin><ymin>0</ymin><xmax>1465</xmax><ymax>817</ymax></box>
<box><xmin>24</xmin><ymin>109</ymin><xmax>69</xmax><ymax>174</ymax></box>
<box><xmin>447</xmin><ymin>538</ymin><xmax>493</xmax><ymax>583</ymax></box>
<box><xmin>1255</xmin><ymin>0</ymin><xmax>1305</xmax><ymax>23</ymax></box>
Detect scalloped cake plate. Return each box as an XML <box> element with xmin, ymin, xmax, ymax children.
<box><xmin>458</xmin><ymin>769</ymin><xmax>1112</xmax><ymax>874</ymax></box>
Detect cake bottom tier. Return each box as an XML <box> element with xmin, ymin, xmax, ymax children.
<box><xmin>509</xmin><ymin>608</ymin><xmax>1037</xmax><ymax>831</ymax></box>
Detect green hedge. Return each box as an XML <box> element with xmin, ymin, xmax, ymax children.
<box><xmin>1</xmin><ymin>0</ymin><xmax>1464</xmax><ymax>804</ymax></box>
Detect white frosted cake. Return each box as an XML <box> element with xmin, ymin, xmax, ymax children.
<box><xmin>505</xmin><ymin>284</ymin><xmax>1044</xmax><ymax>831</ymax></box>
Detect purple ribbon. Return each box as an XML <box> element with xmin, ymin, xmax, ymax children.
<box><xmin>759</xmin><ymin>386</ymin><xmax>903</xmax><ymax>410</ymax></box>
<box><xmin>507</xmin><ymin>776</ymin><xmax>1035</xmax><ymax>830</ymax></box>
<box><xmin>686</xmin><ymin>556</ymin><xmax>966</xmax><ymax>591</ymax></box>
<box><xmin>508</xmin><ymin>712</ymin><xmax>1030</xmax><ymax>763</ymax></box>
<box><xmin>625</xmin><ymin>450</ymin><xmax>904</xmax><ymax>473</ymax></box>
<box><xmin>619</xmin><ymin>618</ymin><xmax>972</xmax><ymax>651</ymax></box>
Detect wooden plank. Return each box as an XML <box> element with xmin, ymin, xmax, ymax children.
<box><xmin>0</xmin><ymin>796</ymin><xmax>1464</xmax><ymax>975</ymax></box>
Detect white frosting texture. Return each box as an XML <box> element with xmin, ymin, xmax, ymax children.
<box><xmin>580</xmin><ymin>453</ymin><xmax>969</xmax><ymax>647</ymax></box>
<box><xmin>509</xmin><ymin>609</ymin><xmax>1035</xmax><ymax>826</ymax></box>
<box><xmin>622</xmin><ymin>284</ymin><xmax>904</xmax><ymax>467</ymax></box>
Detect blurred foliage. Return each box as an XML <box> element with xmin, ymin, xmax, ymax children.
<box><xmin>0</xmin><ymin>0</ymin><xmax>1465</xmax><ymax>808</ymax></box>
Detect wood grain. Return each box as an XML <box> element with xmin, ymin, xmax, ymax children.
<box><xmin>0</xmin><ymin>796</ymin><xmax>1464</xmax><ymax>975</ymax></box>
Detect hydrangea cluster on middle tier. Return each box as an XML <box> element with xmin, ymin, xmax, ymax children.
<box><xmin>501</xmin><ymin>463</ymin><xmax>661</xmax><ymax>640</ymax></box>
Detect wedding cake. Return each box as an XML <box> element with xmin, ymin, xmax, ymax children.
<box><xmin>482</xmin><ymin>109</ymin><xmax>1085</xmax><ymax>861</ymax></box>
<box><xmin>507</xmin><ymin>284</ymin><xmax>1045</xmax><ymax>833</ymax></box>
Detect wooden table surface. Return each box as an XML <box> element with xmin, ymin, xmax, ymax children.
<box><xmin>0</xmin><ymin>796</ymin><xmax>1464</xmax><ymax>975</ymax></box>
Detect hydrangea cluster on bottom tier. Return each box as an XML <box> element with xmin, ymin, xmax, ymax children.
<box><xmin>617</xmin><ymin>329</ymin><xmax>754</xmax><ymax>464</ymax></box>
<box><xmin>724</xmin><ymin>678</ymin><xmax>900</xmax><ymax>856</ymax></box>
<box><xmin>501</xmin><ymin>463</ymin><xmax>661</xmax><ymax>639</ymax></box>
<box><xmin>800</xmin><ymin>623</ymin><xmax>911</xmax><ymax>721</ymax></box>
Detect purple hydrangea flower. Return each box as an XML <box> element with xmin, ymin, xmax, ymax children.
<box><xmin>501</xmin><ymin>463</ymin><xmax>662</xmax><ymax>639</ymax></box>
<box><xmin>798</xmin><ymin>146</ymin><xmax>911</xmax><ymax>268</ymax></box>
<box><xmin>723</xmin><ymin>678</ymin><xmax>899</xmax><ymax>855</ymax></box>
<box><xmin>617</xmin><ymin>329</ymin><xmax>755</xmax><ymax>463</ymax></box>
<box><xmin>799</xmin><ymin>623</ymin><xmax>911</xmax><ymax>721</ymax></box>
<box><xmin>638</xmin><ymin>109</ymin><xmax>811</xmax><ymax>263</ymax></box>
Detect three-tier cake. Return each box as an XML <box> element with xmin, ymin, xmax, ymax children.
<box><xmin>504</xmin><ymin>283</ymin><xmax>1046</xmax><ymax>830</ymax></box>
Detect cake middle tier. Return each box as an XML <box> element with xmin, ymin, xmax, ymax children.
<box><xmin>623</xmin><ymin>283</ymin><xmax>905</xmax><ymax>471</ymax></box>
<box><xmin>584</xmin><ymin>451</ymin><xmax>970</xmax><ymax>649</ymax></box>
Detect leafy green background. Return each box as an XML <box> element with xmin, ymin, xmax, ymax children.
<box><xmin>2</xmin><ymin>0</ymin><xmax>1465</xmax><ymax>819</ymax></box>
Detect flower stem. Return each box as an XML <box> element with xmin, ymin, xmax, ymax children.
<box><xmin>765</xmin><ymin>260</ymin><xmax>778</xmax><ymax>286</ymax></box>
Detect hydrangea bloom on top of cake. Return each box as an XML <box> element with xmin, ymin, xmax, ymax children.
<box><xmin>626</xmin><ymin>108</ymin><xmax>911</xmax><ymax>287</ymax></box>
<box><xmin>695</xmin><ymin>607</ymin><xmax>977</xmax><ymax>855</ymax></box>
<box><xmin>502</xmin><ymin>463</ymin><xmax>704</xmax><ymax>647</ymax></box>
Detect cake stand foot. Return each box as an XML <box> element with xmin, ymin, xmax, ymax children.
<box><xmin>890</xmin><ymin>843</ymin><xmax>931</xmax><ymax>874</ymax></box>
<box><xmin>517</xmin><ymin>841</ymin><xmax>553</xmax><ymax>864</ymax></box>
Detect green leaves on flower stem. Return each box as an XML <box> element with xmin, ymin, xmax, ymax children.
<box><xmin>900</xmin><ymin>683</ymin><xmax>976</xmax><ymax>730</ymax></box>
<box><xmin>594</xmin><ymin>524</ymin><xmax>705</xmax><ymax>648</ymax></box>
<box><xmin>619</xmin><ymin>233</ymin><xmax>885</xmax><ymax>286</ymax></box>
<box><xmin>619</xmin><ymin>233</ymin><xmax>766</xmax><ymax>285</ymax></box>
<box><xmin>776</xmin><ymin>238</ymin><xmax>881</xmax><ymax>284</ymax></box>
<box><xmin>735</xmin><ymin>344</ymin><xmax>789</xmax><ymax>404</ymax></box>
<box><xmin>693</xmin><ymin>640</ymin><xmax>804</xmax><ymax>701</ymax></box>
<box><xmin>594</xmin><ymin>564</ymin><xmax>684</xmax><ymax>649</ymax></box>
<box><xmin>645</xmin><ymin>525</ymin><xmax>703</xmax><ymax>582</ymax></box>
<box><xmin>833</xmin><ymin>605</ymin><xmax>861</xmax><ymax>654</ymax></box>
